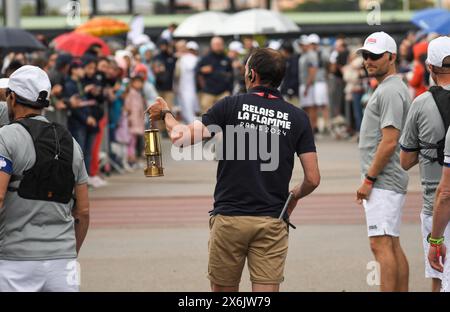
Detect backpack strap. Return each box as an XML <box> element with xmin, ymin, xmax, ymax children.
<box><xmin>415</xmin><ymin>87</ymin><xmax>450</xmax><ymax>165</ymax></box>
<box><xmin>7</xmin><ymin>118</ymin><xmax>48</xmax><ymax>192</ymax></box>
<box><xmin>430</xmin><ymin>86</ymin><xmax>450</xmax><ymax>132</ymax></box>
<box><xmin>11</xmin><ymin>118</ymin><xmax>47</xmax><ymax>144</ymax></box>
<box><xmin>419</xmin><ymin>151</ymin><xmax>439</xmax><ymax>163</ymax></box>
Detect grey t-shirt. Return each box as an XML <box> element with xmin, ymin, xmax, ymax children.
<box><xmin>299</xmin><ymin>51</ymin><xmax>318</xmax><ymax>85</ymax></box>
<box><xmin>315</xmin><ymin>50</ymin><xmax>327</xmax><ymax>83</ymax></box>
<box><xmin>0</xmin><ymin>102</ymin><xmax>8</xmax><ymax>127</ymax></box>
<box><xmin>0</xmin><ymin>116</ymin><xmax>88</xmax><ymax>260</ymax></box>
<box><xmin>400</xmin><ymin>86</ymin><xmax>450</xmax><ymax>215</ymax></box>
<box><xmin>359</xmin><ymin>75</ymin><xmax>411</xmax><ymax>194</ymax></box>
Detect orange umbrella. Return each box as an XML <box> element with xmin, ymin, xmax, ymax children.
<box><xmin>75</xmin><ymin>17</ymin><xmax>129</xmax><ymax>37</ymax></box>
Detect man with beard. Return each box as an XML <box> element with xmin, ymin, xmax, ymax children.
<box><xmin>355</xmin><ymin>32</ymin><xmax>411</xmax><ymax>292</ymax></box>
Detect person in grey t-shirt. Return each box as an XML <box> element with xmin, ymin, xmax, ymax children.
<box><xmin>356</xmin><ymin>32</ymin><xmax>411</xmax><ymax>292</ymax></box>
<box><xmin>399</xmin><ymin>36</ymin><xmax>450</xmax><ymax>292</ymax></box>
<box><xmin>298</xmin><ymin>34</ymin><xmax>323</xmax><ymax>134</ymax></box>
<box><xmin>308</xmin><ymin>34</ymin><xmax>330</xmax><ymax>134</ymax></box>
<box><xmin>429</xmin><ymin>126</ymin><xmax>450</xmax><ymax>292</ymax></box>
<box><xmin>0</xmin><ymin>65</ymin><xmax>90</xmax><ymax>292</ymax></box>
<box><xmin>425</xmin><ymin>36</ymin><xmax>450</xmax><ymax>293</ymax></box>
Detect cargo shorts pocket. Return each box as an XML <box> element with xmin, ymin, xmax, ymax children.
<box><xmin>209</xmin><ymin>215</ymin><xmax>217</xmax><ymax>230</ymax></box>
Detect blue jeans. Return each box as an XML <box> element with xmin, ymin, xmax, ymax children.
<box><xmin>71</xmin><ymin>126</ymin><xmax>95</xmax><ymax>176</ymax></box>
<box><xmin>352</xmin><ymin>93</ymin><xmax>363</xmax><ymax>132</ymax></box>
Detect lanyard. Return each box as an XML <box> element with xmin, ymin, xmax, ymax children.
<box><xmin>252</xmin><ymin>92</ymin><xmax>279</xmax><ymax>99</ymax></box>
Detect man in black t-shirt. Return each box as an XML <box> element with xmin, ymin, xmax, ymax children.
<box><xmin>196</xmin><ymin>37</ymin><xmax>233</xmax><ymax>113</ymax></box>
<box><xmin>149</xmin><ymin>48</ymin><xmax>320</xmax><ymax>292</ymax></box>
<box><xmin>329</xmin><ymin>38</ymin><xmax>349</xmax><ymax>119</ymax></box>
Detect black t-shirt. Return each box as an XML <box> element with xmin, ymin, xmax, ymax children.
<box><xmin>196</xmin><ymin>52</ymin><xmax>233</xmax><ymax>95</ymax></box>
<box><xmin>202</xmin><ymin>86</ymin><xmax>316</xmax><ymax>218</ymax></box>
<box><xmin>154</xmin><ymin>52</ymin><xmax>176</xmax><ymax>91</ymax></box>
<box><xmin>333</xmin><ymin>50</ymin><xmax>350</xmax><ymax>79</ymax></box>
<box><xmin>280</xmin><ymin>54</ymin><xmax>300</xmax><ymax>97</ymax></box>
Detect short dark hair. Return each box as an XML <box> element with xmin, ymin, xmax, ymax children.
<box><xmin>5</xmin><ymin>61</ymin><xmax>23</xmax><ymax>78</ymax></box>
<box><xmin>247</xmin><ymin>48</ymin><xmax>286</xmax><ymax>88</ymax></box>
<box><xmin>281</xmin><ymin>42</ymin><xmax>294</xmax><ymax>54</ymax></box>
<box><xmin>444</xmin><ymin>56</ymin><xmax>450</xmax><ymax>66</ymax></box>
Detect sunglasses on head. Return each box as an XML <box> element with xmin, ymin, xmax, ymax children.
<box><xmin>362</xmin><ymin>52</ymin><xmax>385</xmax><ymax>61</ymax></box>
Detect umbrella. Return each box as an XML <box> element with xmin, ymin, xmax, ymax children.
<box><xmin>75</xmin><ymin>17</ymin><xmax>130</xmax><ymax>37</ymax></box>
<box><xmin>52</xmin><ymin>32</ymin><xmax>110</xmax><ymax>57</ymax></box>
<box><xmin>127</xmin><ymin>15</ymin><xmax>154</xmax><ymax>45</ymax></box>
<box><xmin>0</xmin><ymin>28</ymin><xmax>46</xmax><ymax>53</ymax></box>
<box><xmin>215</xmin><ymin>9</ymin><xmax>300</xmax><ymax>36</ymax></box>
<box><xmin>411</xmin><ymin>8</ymin><xmax>450</xmax><ymax>35</ymax></box>
<box><xmin>173</xmin><ymin>11</ymin><xmax>230</xmax><ymax>38</ymax></box>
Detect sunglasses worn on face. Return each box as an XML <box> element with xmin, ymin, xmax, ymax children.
<box><xmin>362</xmin><ymin>52</ymin><xmax>385</xmax><ymax>61</ymax></box>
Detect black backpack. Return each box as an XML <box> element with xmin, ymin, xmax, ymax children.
<box><xmin>8</xmin><ymin>118</ymin><xmax>75</xmax><ymax>204</ymax></box>
<box><xmin>418</xmin><ymin>86</ymin><xmax>450</xmax><ymax>166</ymax></box>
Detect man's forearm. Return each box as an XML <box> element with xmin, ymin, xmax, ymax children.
<box><xmin>74</xmin><ymin>214</ymin><xmax>89</xmax><ymax>254</ymax></box>
<box><xmin>163</xmin><ymin>113</ymin><xmax>180</xmax><ymax>134</ymax></box>
<box><xmin>296</xmin><ymin>180</ymin><xmax>318</xmax><ymax>200</ymax></box>
<box><xmin>296</xmin><ymin>172</ymin><xmax>320</xmax><ymax>199</ymax></box>
<box><xmin>432</xmin><ymin>187</ymin><xmax>450</xmax><ymax>238</ymax></box>
<box><xmin>163</xmin><ymin>115</ymin><xmax>207</xmax><ymax>146</ymax></box>
<box><xmin>367</xmin><ymin>140</ymin><xmax>397</xmax><ymax>177</ymax></box>
<box><xmin>400</xmin><ymin>151</ymin><xmax>419</xmax><ymax>171</ymax></box>
<box><xmin>306</xmin><ymin>76</ymin><xmax>316</xmax><ymax>87</ymax></box>
<box><xmin>306</xmin><ymin>68</ymin><xmax>317</xmax><ymax>87</ymax></box>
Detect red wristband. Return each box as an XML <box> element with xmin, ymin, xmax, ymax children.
<box><xmin>431</xmin><ymin>244</ymin><xmax>442</xmax><ymax>258</ymax></box>
<box><xmin>364</xmin><ymin>178</ymin><xmax>374</xmax><ymax>186</ymax></box>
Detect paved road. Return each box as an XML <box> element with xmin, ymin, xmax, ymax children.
<box><xmin>78</xmin><ymin>138</ymin><xmax>432</xmax><ymax>292</ymax></box>
<box><xmin>89</xmin><ymin>192</ymin><xmax>423</xmax><ymax>228</ymax></box>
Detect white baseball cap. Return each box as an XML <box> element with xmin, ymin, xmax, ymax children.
<box><xmin>228</xmin><ymin>41</ymin><xmax>244</xmax><ymax>54</ymax></box>
<box><xmin>357</xmin><ymin>31</ymin><xmax>397</xmax><ymax>55</ymax></box>
<box><xmin>268</xmin><ymin>40</ymin><xmax>282</xmax><ymax>50</ymax></box>
<box><xmin>426</xmin><ymin>36</ymin><xmax>450</xmax><ymax>68</ymax></box>
<box><xmin>308</xmin><ymin>34</ymin><xmax>320</xmax><ymax>45</ymax></box>
<box><xmin>186</xmin><ymin>41</ymin><xmax>199</xmax><ymax>51</ymax></box>
<box><xmin>299</xmin><ymin>34</ymin><xmax>309</xmax><ymax>45</ymax></box>
<box><xmin>0</xmin><ymin>78</ymin><xmax>8</xmax><ymax>89</ymax></box>
<box><xmin>4</xmin><ymin>65</ymin><xmax>51</xmax><ymax>108</ymax></box>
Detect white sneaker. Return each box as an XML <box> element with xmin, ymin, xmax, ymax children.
<box><xmin>87</xmin><ymin>176</ymin><xmax>96</xmax><ymax>188</ymax></box>
<box><xmin>123</xmin><ymin>162</ymin><xmax>134</xmax><ymax>173</ymax></box>
<box><xmin>93</xmin><ymin>175</ymin><xmax>108</xmax><ymax>187</ymax></box>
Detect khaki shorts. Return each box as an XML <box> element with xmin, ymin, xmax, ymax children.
<box><xmin>208</xmin><ymin>215</ymin><xmax>289</xmax><ymax>286</ymax></box>
<box><xmin>283</xmin><ymin>96</ymin><xmax>300</xmax><ymax>107</ymax></box>
<box><xmin>200</xmin><ymin>92</ymin><xmax>230</xmax><ymax>113</ymax></box>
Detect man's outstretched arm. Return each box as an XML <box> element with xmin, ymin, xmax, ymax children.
<box><xmin>148</xmin><ymin>97</ymin><xmax>211</xmax><ymax>147</ymax></box>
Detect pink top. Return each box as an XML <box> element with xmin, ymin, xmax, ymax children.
<box><xmin>124</xmin><ymin>88</ymin><xmax>145</xmax><ymax>135</ymax></box>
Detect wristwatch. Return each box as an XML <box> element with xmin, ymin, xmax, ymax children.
<box><xmin>365</xmin><ymin>174</ymin><xmax>377</xmax><ymax>183</ymax></box>
<box><xmin>160</xmin><ymin>110</ymin><xmax>174</xmax><ymax>121</ymax></box>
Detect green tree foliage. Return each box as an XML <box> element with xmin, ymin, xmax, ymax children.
<box><xmin>21</xmin><ymin>4</ymin><xmax>35</xmax><ymax>16</ymax></box>
<box><xmin>294</xmin><ymin>0</ymin><xmax>360</xmax><ymax>12</ymax></box>
<box><xmin>380</xmin><ymin>0</ymin><xmax>435</xmax><ymax>10</ymax></box>
<box><xmin>293</xmin><ymin>0</ymin><xmax>434</xmax><ymax>12</ymax></box>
